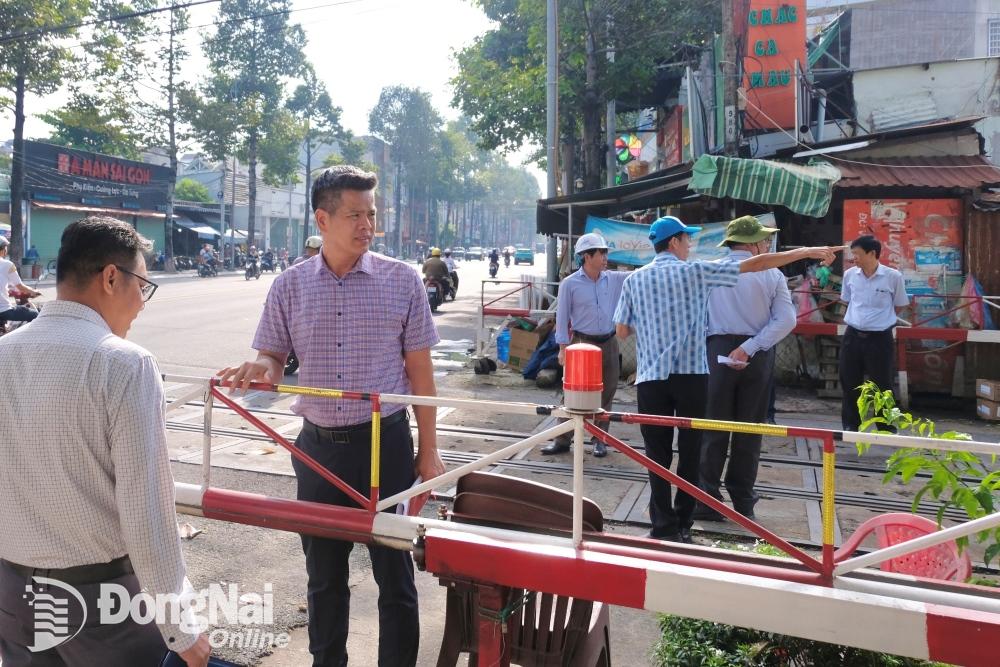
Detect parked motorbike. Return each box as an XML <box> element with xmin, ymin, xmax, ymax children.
<box><xmin>424</xmin><ymin>277</ymin><xmax>444</xmax><ymax>312</ymax></box>
<box><xmin>245</xmin><ymin>257</ymin><xmax>261</xmax><ymax>281</ymax></box>
<box><xmin>489</xmin><ymin>261</ymin><xmax>499</xmax><ymax>278</ymax></box>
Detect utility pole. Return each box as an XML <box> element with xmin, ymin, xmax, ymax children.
<box><xmin>545</xmin><ymin>0</ymin><xmax>559</xmax><ymax>283</ymax></box>
<box><xmin>722</xmin><ymin>0</ymin><xmax>740</xmax><ymax>157</ymax></box>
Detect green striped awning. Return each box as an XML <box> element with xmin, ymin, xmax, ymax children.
<box><xmin>689</xmin><ymin>155</ymin><xmax>841</xmax><ymax>218</ymax></box>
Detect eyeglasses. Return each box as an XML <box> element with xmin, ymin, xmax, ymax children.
<box><xmin>114</xmin><ymin>265</ymin><xmax>159</xmax><ymax>302</ymax></box>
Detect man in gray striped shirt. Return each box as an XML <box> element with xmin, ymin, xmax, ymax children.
<box><xmin>0</xmin><ymin>216</ymin><xmax>209</xmax><ymax>666</ymax></box>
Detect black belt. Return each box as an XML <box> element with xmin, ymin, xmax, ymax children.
<box><xmin>305</xmin><ymin>409</ymin><xmax>408</xmax><ymax>444</ymax></box>
<box><xmin>574</xmin><ymin>331</ymin><xmax>616</xmax><ymax>344</ymax></box>
<box><xmin>846</xmin><ymin>326</ymin><xmax>893</xmax><ymax>339</ymax></box>
<box><xmin>2</xmin><ymin>555</ymin><xmax>133</xmax><ymax>585</ymax></box>
<box><xmin>708</xmin><ymin>333</ymin><xmax>753</xmax><ymax>341</ymax></box>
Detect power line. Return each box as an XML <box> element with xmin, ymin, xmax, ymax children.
<box><xmin>0</xmin><ymin>0</ymin><xmax>222</xmax><ymax>45</ymax></box>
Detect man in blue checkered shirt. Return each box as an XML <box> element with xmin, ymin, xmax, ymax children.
<box><xmin>614</xmin><ymin>216</ymin><xmax>838</xmax><ymax>543</ymax></box>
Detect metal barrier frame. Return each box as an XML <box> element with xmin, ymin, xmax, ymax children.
<box><xmin>161</xmin><ymin>372</ymin><xmax>1000</xmax><ymax>664</ymax></box>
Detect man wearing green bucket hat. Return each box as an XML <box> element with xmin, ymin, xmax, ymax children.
<box><xmin>694</xmin><ymin>215</ymin><xmax>796</xmax><ymax>522</ymax></box>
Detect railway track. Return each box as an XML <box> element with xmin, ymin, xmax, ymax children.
<box><xmin>164</xmin><ymin>399</ymin><xmax>969</xmax><ymax>524</ymax></box>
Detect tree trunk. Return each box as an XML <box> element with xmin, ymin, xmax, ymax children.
<box><xmin>164</xmin><ymin>11</ymin><xmax>177</xmax><ymax>272</ymax></box>
<box><xmin>248</xmin><ymin>128</ymin><xmax>258</xmax><ymax>248</ymax></box>
<box><xmin>394</xmin><ymin>159</ymin><xmax>403</xmax><ymax>257</ymax></box>
<box><xmin>582</xmin><ymin>17</ymin><xmax>602</xmax><ymax>191</ymax></box>
<box><xmin>303</xmin><ymin>124</ymin><xmax>312</xmax><ymax>239</ymax></box>
<box><xmin>9</xmin><ymin>67</ymin><xmax>26</xmax><ymax>270</ymax></box>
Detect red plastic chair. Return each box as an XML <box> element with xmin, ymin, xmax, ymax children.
<box><xmin>834</xmin><ymin>512</ymin><xmax>972</xmax><ymax>582</ymax></box>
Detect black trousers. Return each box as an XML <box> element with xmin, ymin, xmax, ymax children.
<box><xmin>0</xmin><ymin>560</ymin><xmax>168</xmax><ymax>666</ymax></box>
<box><xmin>637</xmin><ymin>375</ymin><xmax>707</xmax><ymax>536</ymax></box>
<box><xmin>700</xmin><ymin>335</ymin><xmax>774</xmax><ymax>511</ymax></box>
<box><xmin>0</xmin><ymin>305</ymin><xmax>38</xmax><ymax>324</ymax></box>
<box><xmin>293</xmin><ymin>414</ymin><xmax>419</xmax><ymax>667</ymax></box>
<box><xmin>838</xmin><ymin>327</ymin><xmax>895</xmax><ymax>431</ymax></box>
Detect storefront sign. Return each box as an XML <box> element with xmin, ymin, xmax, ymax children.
<box><xmin>743</xmin><ymin>0</ymin><xmax>806</xmax><ymax>131</ymax></box>
<box><xmin>23</xmin><ymin>140</ymin><xmax>174</xmax><ymax>212</ymax></box>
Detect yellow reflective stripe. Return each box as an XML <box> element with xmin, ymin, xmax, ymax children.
<box><xmin>275</xmin><ymin>384</ymin><xmax>344</xmax><ymax>400</ymax></box>
<box><xmin>370</xmin><ymin>411</ymin><xmax>381</xmax><ymax>490</ymax></box>
<box><xmin>823</xmin><ymin>451</ymin><xmax>836</xmax><ymax>545</ymax></box>
<box><xmin>689</xmin><ymin>419</ymin><xmax>788</xmax><ymax>437</ymax></box>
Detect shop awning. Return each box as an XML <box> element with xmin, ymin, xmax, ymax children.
<box><xmin>536</xmin><ymin>163</ymin><xmax>694</xmax><ymax>236</ymax></box>
<box><xmin>32</xmin><ymin>201</ymin><xmax>166</xmax><ymax>218</ymax></box>
<box><xmin>174</xmin><ymin>219</ymin><xmax>221</xmax><ymax>238</ymax></box>
<box><xmin>689</xmin><ymin>155</ymin><xmax>841</xmax><ymax>218</ymax></box>
<box><xmin>832</xmin><ymin>155</ymin><xmax>1000</xmax><ymax>189</ymax></box>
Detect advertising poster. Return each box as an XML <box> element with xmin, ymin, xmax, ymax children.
<box><xmin>842</xmin><ymin>198</ymin><xmax>964</xmax><ymax>392</ymax></box>
<box><xmin>584</xmin><ymin>214</ymin><xmax>775</xmax><ymax>266</ymax></box>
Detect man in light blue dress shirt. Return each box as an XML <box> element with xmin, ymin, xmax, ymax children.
<box><xmin>695</xmin><ymin>216</ymin><xmax>796</xmax><ymax>522</ymax></box>
<box><xmin>839</xmin><ymin>235</ymin><xmax>909</xmax><ymax>431</ymax></box>
<box><xmin>614</xmin><ymin>216</ymin><xmax>838</xmax><ymax>543</ymax></box>
<box><xmin>542</xmin><ymin>233</ymin><xmax>629</xmax><ymax>457</ymax></box>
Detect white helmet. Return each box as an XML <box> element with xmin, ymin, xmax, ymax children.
<box><xmin>574</xmin><ymin>233</ymin><xmax>608</xmax><ymax>255</ymax></box>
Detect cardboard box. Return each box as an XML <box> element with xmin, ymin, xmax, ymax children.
<box><xmin>976</xmin><ymin>379</ymin><xmax>1000</xmax><ymax>402</ymax></box>
<box><xmin>976</xmin><ymin>398</ymin><xmax>1000</xmax><ymax>421</ymax></box>
<box><xmin>507</xmin><ymin>327</ymin><xmax>542</xmax><ymax>372</ymax></box>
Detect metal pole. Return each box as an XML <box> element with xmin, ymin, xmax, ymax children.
<box><xmin>722</xmin><ymin>0</ymin><xmax>739</xmax><ymax>156</ymax></box>
<box><xmin>545</xmin><ymin>0</ymin><xmax>559</xmax><ymax>284</ymax></box>
<box><xmin>572</xmin><ymin>414</ymin><xmax>585</xmax><ymax>547</ymax></box>
<box><xmin>606</xmin><ymin>12</ymin><xmax>616</xmax><ymax>188</ymax></box>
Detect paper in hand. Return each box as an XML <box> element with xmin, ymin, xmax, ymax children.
<box><xmin>397</xmin><ymin>476</ymin><xmax>428</xmax><ymax>517</ymax></box>
<box><xmin>717</xmin><ymin>355</ymin><xmax>748</xmax><ymax>369</ymax></box>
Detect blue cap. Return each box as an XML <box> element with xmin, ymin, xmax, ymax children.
<box><xmin>648</xmin><ymin>216</ymin><xmax>702</xmax><ymax>245</ymax></box>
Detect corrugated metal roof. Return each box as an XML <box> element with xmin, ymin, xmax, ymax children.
<box><xmin>832</xmin><ymin>156</ymin><xmax>1000</xmax><ymax>189</ymax></box>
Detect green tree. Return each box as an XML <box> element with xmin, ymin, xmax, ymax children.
<box><xmin>323</xmin><ymin>135</ymin><xmax>377</xmax><ymax>175</ymax></box>
<box><xmin>191</xmin><ymin>0</ymin><xmax>305</xmax><ymax>248</ymax></box>
<box><xmin>287</xmin><ymin>65</ymin><xmax>345</xmax><ymax>237</ymax></box>
<box><xmin>175</xmin><ymin>177</ymin><xmax>212</xmax><ymax>203</ymax></box>
<box><xmin>368</xmin><ymin>85</ymin><xmax>442</xmax><ymax>252</ymax></box>
<box><xmin>0</xmin><ymin>0</ymin><xmax>89</xmax><ymax>267</ymax></box>
<box><xmin>39</xmin><ymin>92</ymin><xmax>142</xmax><ymax>158</ymax></box>
<box><xmin>452</xmin><ymin>0</ymin><xmax>719</xmax><ymax>189</ymax></box>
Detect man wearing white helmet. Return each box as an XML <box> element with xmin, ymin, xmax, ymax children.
<box><xmin>541</xmin><ymin>232</ymin><xmax>629</xmax><ymax>458</ymax></box>
<box><xmin>293</xmin><ymin>235</ymin><xmax>323</xmax><ymax>265</ymax></box>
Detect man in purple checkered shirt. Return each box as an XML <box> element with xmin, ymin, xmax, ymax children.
<box><xmin>220</xmin><ymin>165</ymin><xmax>444</xmax><ymax>667</ymax></box>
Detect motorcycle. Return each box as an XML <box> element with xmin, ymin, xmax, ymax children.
<box><xmin>447</xmin><ymin>271</ymin><xmax>459</xmax><ymax>301</ymax></box>
<box><xmin>503</xmin><ymin>255</ymin><xmax>511</xmax><ymax>268</ymax></box>
<box><xmin>198</xmin><ymin>260</ymin><xmax>218</xmax><ymax>278</ymax></box>
<box><xmin>261</xmin><ymin>254</ymin><xmax>275</xmax><ymax>272</ymax></box>
<box><xmin>424</xmin><ymin>277</ymin><xmax>445</xmax><ymax>312</ymax></box>
<box><xmin>489</xmin><ymin>261</ymin><xmax>499</xmax><ymax>278</ymax></box>
<box><xmin>245</xmin><ymin>257</ymin><xmax>261</xmax><ymax>281</ymax></box>
<box><xmin>284</xmin><ymin>350</ymin><xmax>299</xmax><ymax>375</ymax></box>
<box><xmin>1</xmin><ymin>288</ymin><xmax>41</xmax><ymax>337</ymax></box>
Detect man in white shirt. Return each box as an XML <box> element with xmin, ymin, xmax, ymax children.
<box><xmin>0</xmin><ymin>216</ymin><xmax>209</xmax><ymax>666</ymax></box>
<box><xmin>0</xmin><ymin>236</ymin><xmax>41</xmax><ymax>326</ymax></box>
<box><xmin>695</xmin><ymin>216</ymin><xmax>796</xmax><ymax>521</ymax></box>
<box><xmin>839</xmin><ymin>234</ymin><xmax>910</xmax><ymax>432</ymax></box>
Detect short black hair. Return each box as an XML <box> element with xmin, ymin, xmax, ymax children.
<box><xmin>653</xmin><ymin>232</ymin><xmax>685</xmax><ymax>254</ymax></box>
<box><xmin>311</xmin><ymin>165</ymin><xmax>378</xmax><ymax>213</ymax></box>
<box><xmin>850</xmin><ymin>234</ymin><xmax>881</xmax><ymax>259</ymax></box>
<box><xmin>57</xmin><ymin>216</ymin><xmax>151</xmax><ymax>285</ymax></box>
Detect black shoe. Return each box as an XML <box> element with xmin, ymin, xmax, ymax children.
<box><xmin>692</xmin><ymin>504</ymin><xmax>726</xmax><ymax>522</ymax></box>
<box><xmin>541</xmin><ymin>441</ymin><xmax>571</xmax><ymax>455</ymax></box>
<box><xmin>733</xmin><ymin>494</ymin><xmax>761</xmax><ymax>520</ymax></box>
<box><xmin>679</xmin><ymin>528</ymin><xmax>693</xmax><ymax>544</ymax></box>
<box><xmin>592</xmin><ymin>440</ymin><xmax>607</xmax><ymax>457</ymax></box>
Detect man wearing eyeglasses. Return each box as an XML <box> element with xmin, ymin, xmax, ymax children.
<box><xmin>0</xmin><ymin>216</ymin><xmax>209</xmax><ymax>666</ymax></box>
<box><xmin>541</xmin><ymin>233</ymin><xmax>629</xmax><ymax>458</ymax></box>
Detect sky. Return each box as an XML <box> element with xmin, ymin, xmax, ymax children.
<box><xmin>2</xmin><ymin>0</ymin><xmax>543</xmax><ymax>185</ymax></box>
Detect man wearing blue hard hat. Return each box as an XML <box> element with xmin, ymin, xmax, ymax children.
<box><xmin>614</xmin><ymin>215</ymin><xmax>838</xmax><ymax>543</ymax></box>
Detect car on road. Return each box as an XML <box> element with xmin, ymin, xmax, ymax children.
<box><xmin>514</xmin><ymin>247</ymin><xmax>534</xmax><ymax>265</ymax></box>
<box><xmin>466</xmin><ymin>246</ymin><xmax>484</xmax><ymax>260</ymax></box>
<box><xmin>452</xmin><ymin>246</ymin><xmax>466</xmax><ymax>260</ymax></box>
